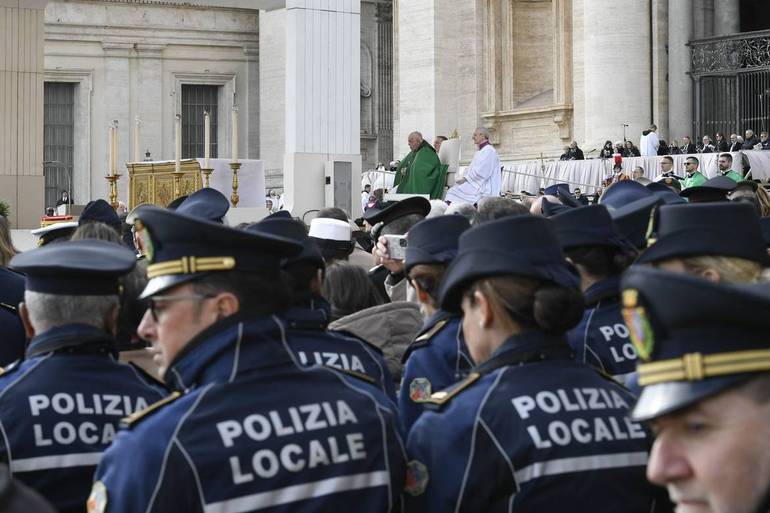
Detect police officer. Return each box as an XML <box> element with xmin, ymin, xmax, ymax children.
<box><xmin>404</xmin><ymin>216</ymin><xmax>666</xmax><ymax>513</ymax></box>
<box><xmin>600</xmin><ymin>180</ymin><xmax>663</xmax><ymax>249</ymax></box>
<box><xmin>398</xmin><ymin>215</ymin><xmax>472</xmax><ymax>433</ymax></box>
<box><xmin>90</xmin><ymin>205</ymin><xmax>405</xmax><ymax>513</ymax></box>
<box><xmin>551</xmin><ymin>205</ymin><xmax>640</xmax><ymax>383</ymax></box>
<box><xmin>621</xmin><ymin>267</ymin><xmax>770</xmax><ymax>513</ymax></box>
<box><xmin>638</xmin><ymin>202</ymin><xmax>768</xmax><ymax>283</ymax></box>
<box><xmin>0</xmin><ymin>239</ymin><xmax>168</xmax><ymax>513</ymax></box>
<box><xmin>254</xmin><ymin>217</ymin><xmax>397</xmax><ymax>402</ymax></box>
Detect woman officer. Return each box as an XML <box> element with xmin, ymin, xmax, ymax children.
<box><xmin>398</xmin><ymin>214</ymin><xmax>473</xmax><ymax>433</ymax></box>
<box><xmin>404</xmin><ymin>215</ymin><xmax>668</xmax><ymax>513</ymax></box>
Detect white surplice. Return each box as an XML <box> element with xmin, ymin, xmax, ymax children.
<box><xmin>445</xmin><ymin>144</ymin><xmax>502</xmax><ymax>204</ymax></box>
<box><xmin>639</xmin><ymin>131</ymin><xmax>659</xmax><ymax>156</ymax></box>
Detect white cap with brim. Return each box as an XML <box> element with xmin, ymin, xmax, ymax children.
<box><xmin>30</xmin><ymin>221</ymin><xmax>79</xmax><ymax>237</ymax></box>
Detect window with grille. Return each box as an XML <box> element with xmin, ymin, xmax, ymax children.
<box><xmin>182</xmin><ymin>84</ymin><xmax>219</xmax><ymax>159</ymax></box>
<box><xmin>44</xmin><ymin>82</ymin><xmax>75</xmax><ymax>210</ymax></box>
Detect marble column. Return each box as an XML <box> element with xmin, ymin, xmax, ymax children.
<box><xmin>582</xmin><ymin>0</ymin><xmax>651</xmax><ymax>149</ymax></box>
<box><xmin>134</xmin><ymin>45</ymin><xmax>165</xmax><ymax>166</ymax></box>
<box><xmin>283</xmin><ymin>0</ymin><xmax>362</xmax><ymax>219</ymax></box>
<box><xmin>668</xmin><ymin>0</ymin><xmax>694</xmax><ymax>141</ymax></box>
<box><xmin>714</xmin><ymin>0</ymin><xmax>740</xmax><ymax>37</ymax></box>
<box><xmin>0</xmin><ymin>0</ymin><xmax>46</xmax><ymax>228</ymax></box>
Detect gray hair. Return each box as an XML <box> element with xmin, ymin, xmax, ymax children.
<box><xmin>381</xmin><ymin>214</ymin><xmax>425</xmax><ymax>236</ymax></box>
<box><xmin>474</xmin><ymin>197</ymin><xmax>529</xmax><ymax>225</ymax></box>
<box><xmin>445</xmin><ymin>202</ymin><xmax>477</xmax><ymax>223</ymax></box>
<box><xmin>25</xmin><ymin>291</ymin><xmax>118</xmax><ymax>333</ymax></box>
<box><xmin>408</xmin><ymin>131</ymin><xmax>423</xmax><ymax>142</ymax></box>
<box><xmin>475</xmin><ymin>127</ymin><xmax>490</xmax><ymax>140</ymax></box>
<box><xmin>426</xmin><ymin>200</ymin><xmax>448</xmax><ymax>218</ymax></box>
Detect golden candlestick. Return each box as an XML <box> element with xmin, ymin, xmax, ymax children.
<box><xmin>173</xmin><ymin>170</ymin><xmax>184</xmax><ymax>198</ymax></box>
<box><xmin>105</xmin><ymin>174</ymin><xmax>122</xmax><ymax>210</ymax></box>
<box><xmin>229</xmin><ymin>162</ymin><xmax>241</xmax><ymax>207</ymax></box>
<box><xmin>201</xmin><ymin>168</ymin><xmax>213</xmax><ymax>188</ymax></box>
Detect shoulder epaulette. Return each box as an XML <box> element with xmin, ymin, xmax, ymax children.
<box><xmin>0</xmin><ymin>360</ymin><xmax>20</xmax><ymax>377</ymax></box>
<box><xmin>0</xmin><ymin>303</ymin><xmax>18</xmax><ymax>315</ymax></box>
<box><xmin>402</xmin><ymin>319</ymin><xmax>450</xmax><ymax>363</ymax></box>
<box><xmin>414</xmin><ymin>319</ymin><xmax>448</xmax><ymax>344</ymax></box>
<box><xmin>121</xmin><ymin>391</ymin><xmax>182</xmax><ymax>429</ymax></box>
<box><xmin>423</xmin><ymin>372</ymin><xmax>480</xmax><ymax>407</ymax></box>
<box><xmin>325</xmin><ymin>366</ymin><xmax>377</xmax><ymax>385</ymax></box>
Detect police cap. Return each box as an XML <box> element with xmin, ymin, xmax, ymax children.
<box><xmin>10</xmin><ymin>239</ymin><xmax>136</xmax><ymax>295</ymax></box>
<box><xmin>646</xmin><ymin>182</ymin><xmax>687</xmax><ymax>205</ymax></box>
<box><xmin>551</xmin><ymin>204</ymin><xmax>630</xmax><ymax>251</ymax></box>
<box><xmin>404</xmin><ymin>215</ymin><xmax>470</xmax><ymax>275</ymax></box>
<box><xmin>254</xmin><ymin>218</ymin><xmax>324</xmax><ymax>269</ymax></box>
<box><xmin>621</xmin><ymin>266</ymin><xmax>770</xmax><ymax>421</ymax></box>
<box><xmin>679</xmin><ymin>175</ymin><xmax>736</xmax><ymax>203</ymax></box>
<box><xmin>30</xmin><ymin>221</ymin><xmax>78</xmax><ymax>246</ymax></box>
<box><xmin>79</xmin><ymin>199</ymin><xmax>122</xmax><ymax>230</ymax></box>
<box><xmin>175</xmin><ymin>188</ymin><xmax>230</xmax><ymax>223</ymax></box>
<box><xmin>609</xmin><ymin>195</ymin><xmax>662</xmax><ymax>249</ymax></box>
<box><xmin>600</xmin><ymin>180</ymin><xmax>651</xmax><ymax>210</ymax></box>
<box><xmin>362</xmin><ymin>196</ymin><xmax>430</xmax><ymax>227</ymax></box>
<box><xmin>543</xmin><ymin>183</ymin><xmax>568</xmax><ymax>196</ymax></box>
<box><xmin>541</xmin><ymin>197</ymin><xmax>572</xmax><ymax>217</ymax></box>
<box><xmin>131</xmin><ymin>205</ymin><xmax>301</xmax><ymax>298</ymax></box>
<box><xmin>636</xmin><ymin>202</ymin><xmax>769</xmax><ymax>265</ymax></box>
<box><xmin>439</xmin><ymin>216</ymin><xmax>577</xmax><ymax>312</ymax></box>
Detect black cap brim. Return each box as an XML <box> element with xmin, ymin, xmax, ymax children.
<box><xmin>636</xmin><ymin>230</ymin><xmax>770</xmax><ymax>266</ymax></box>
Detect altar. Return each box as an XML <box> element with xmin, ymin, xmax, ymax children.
<box><xmin>126</xmin><ymin>158</ymin><xmax>265</xmax><ymax>209</ymax></box>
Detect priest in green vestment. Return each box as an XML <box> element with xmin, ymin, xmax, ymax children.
<box><xmin>393</xmin><ymin>132</ymin><xmax>447</xmax><ymax>199</ymax></box>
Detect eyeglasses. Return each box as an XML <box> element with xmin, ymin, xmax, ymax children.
<box><xmin>147</xmin><ymin>294</ymin><xmax>215</xmax><ymax>322</ymax></box>
<box><xmin>683</xmin><ymin>163</ymin><xmax>694</xmax><ymax>166</ymax></box>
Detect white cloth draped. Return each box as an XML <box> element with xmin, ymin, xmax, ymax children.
<box><xmin>498</xmin><ymin>151</ymin><xmax>765</xmax><ymax>195</ymax></box>
<box><xmin>445</xmin><ymin>144</ymin><xmax>501</xmax><ymax>204</ymax></box>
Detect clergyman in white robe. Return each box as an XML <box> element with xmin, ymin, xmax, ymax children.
<box><xmin>445</xmin><ymin>141</ymin><xmax>501</xmax><ymax>204</ymax></box>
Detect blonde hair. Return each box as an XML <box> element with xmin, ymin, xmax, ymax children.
<box><xmin>0</xmin><ymin>216</ymin><xmax>18</xmax><ymax>267</ymax></box>
<box><xmin>682</xmin><ymin>255</ymin><xmax>763</xmax><ymax>284</ymax></box>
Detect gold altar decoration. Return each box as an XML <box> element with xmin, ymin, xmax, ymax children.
<box><xmin>127</xmin><ymin>159</ymin><xmax>202</xmax><ymax>209</ymax></box>
<box><xmin>201</xmin><ymin>167</ymin><xmax>213</xmax><ymax>188</ymax></box>
<box><xmin>229</xmin><ymin>162</ymin><xmax>241</xmax><ymax>207</ymax></box>
<box><xmin>106</xmin><ymin>173</ymin><xmax>121</xmax><ymax>210</ymax></box>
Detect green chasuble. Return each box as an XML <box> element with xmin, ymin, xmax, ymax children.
<box><xmin>721</xmin><ymin>169</ymin><xmax>743</xmax><ymax>182</ymax></box>
<box><xmin>393</xmin><ymin>141</ymin><xmax>448</xmax><ymax>199</ymax></box>
<box><xmin>682</xmin><ymin>171</ymin><xmax>707</xmax><ymax>189</ymax></box>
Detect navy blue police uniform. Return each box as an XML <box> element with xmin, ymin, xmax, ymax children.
<box><xmin>397</xmin><ymin>215</ymin><xmax>472</xmax><ymax>433</ymax></box>
<box><xmin>404</xmin><ymin>216</ymin><xmax>666</xmax><ymax>513</ymax></box>
<box><xmin>255</xmin><ymin>218</ymin><xmax>397</xmax><ymax>403</ymax></box>
<box><xmin>621</xmin><ymin>268</ymin><xmax>770</xmax><ymax>513</ymax></box>
<box><xmin>0</xmin><ymin>267</ymin><xmax>26</xmax><ymax>366</ymax></box>
<box><xmin>0</xmin><ymin>240</ymin><xmax>168</xmax><ymax>513</ymax></box>
<box><xmin>90</xmin><ymin>206</ymin><xmax>406</xmax><ymax>513</ymax></box>
<box><xmin>551</xmin><ymin>205</ymin><xmax>640</xmax><ymax>382</ymax></box>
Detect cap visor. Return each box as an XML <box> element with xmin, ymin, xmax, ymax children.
<box><xmin>631</xmin><ymin>375</ymin><xmax>745</xmax><ymax>422</ymax></box>
<box><xmin>140</xmin><ymin>273</ymin><xmax>208</xmax><ymax>299</ymax></box>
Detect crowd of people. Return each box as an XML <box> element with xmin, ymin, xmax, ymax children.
<box><xmin>0</xmin><ymin>125</ymin><xmax>769</xmax><ymax>513</ymax></box>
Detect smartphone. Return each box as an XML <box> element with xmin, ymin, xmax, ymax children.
<box><xmin>382</xmin><ymin>234</ymin><xmax>408</xmax><ymax>261</ymax></box>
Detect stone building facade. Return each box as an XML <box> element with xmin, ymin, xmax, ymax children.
<box><xmin>40</xmin><ymin>0</ymin><xmax>392</xmax><ymax>213</ymax></box>
<box><xmin>394</xmin><ymin>0</ymin><xmax>770</xmax><ymax>166</ymax></box>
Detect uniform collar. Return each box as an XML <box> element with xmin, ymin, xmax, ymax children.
<box><xmin>26</xmin><ymin>323</ymin><xmax>115</xmax><ymax>358</ymax></box>
<box><xmin>583</xmin><ymin>275</ymin><xmax>621</xmax><ymax>305</ymax></box>
<box><xmin>163</xmin><ymin>314</ymin><xmax>295</xmax><ymax>391</ymax></box>
<box><xmin>284</xmin><ymin>296</ymin><xmax>332</xmax><ymax>331</ymax></box>
<box><xmin>476</xmin><ymin>331</ymin><xmax>572</xmax><ymax>376</ymax></box>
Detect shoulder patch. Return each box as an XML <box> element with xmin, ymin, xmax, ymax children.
<box><xmin>325</xmin><ymin>366</ymin><xmax>377</xmax><ymax>385</ymax></box>
<box><xmin>423</xmin><ymin>372</ymin><xmax>480</xmax><ymax>407</ymax></box>
<box><xmin>414</xmin><ymin>319</ymin><xmax>448</xmax><ymax>343</ymax></box>
<box><xmin>121</xmin><ymin>391</ymin><xmax>182</xmax><ymax>429</ymax></box>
